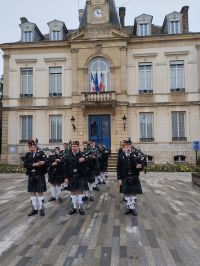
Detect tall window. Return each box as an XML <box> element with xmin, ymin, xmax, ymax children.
<box><xmin>21</xmin><ymin>116</ymin><xmax>32</xmax><ymax>142</ymax></box>
<box><xmin>138</xmin><ymin>62</ymin><xmax>152</xmax><ymax>94</ymax></box>
<box><xmin>51</xmin><ymin>31</ymin><xmax>61</xmax><ymax>41</ymax></box>
<box><xmin>169</xmin><ymin>21</ymin><xmax>180</xmax><ymax>34</ymax></box>
<box><xmin>49</xmin><ymin>67</ymin><xmax>62</xmax><ymax>96</ymax></box>
<box><xmin>88</xmin><ymin>57</ymin><xmax>110</xmax><ymax>92</ymax></box>
<box><xmin>139</xmin><ymin>23</ymin><xmax>149</xmax><ymax>36</ymax></box>
<box><xmin>140</xmin><ymin>113</ymin><xmax>154</xmax><ymax>142</ymax></box>
<box><xmin>170</xmin><ymin>61</ymin><xmax>185</xmax><ymax>92</ymax></box>
<box><xmin>49</xmin><ymin>115</ymin><xmax>62</xmax><ymax>143</ymax></box>
<box><xmin>172</xmin><ymin>112</ymin><xmax>186</xmax><ymax>141</ymax></box>
<box><xmin>24</xmin><ymin>31</ymin><xmax>33</xmax><ymax>42</ymax></box>
<box><xmin>21</xmin><ymin>68</ymin><xmax>33</xmax><ymax>97</ymax></box>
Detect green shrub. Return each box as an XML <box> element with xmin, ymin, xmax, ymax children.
<box><xmin>0</xmin><ymin>164</ymin><xmax>25</xmax><ymax>173</ymax></box>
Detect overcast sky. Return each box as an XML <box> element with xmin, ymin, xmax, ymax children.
<box><xmin>0</xmin><ymin>0</ymin><xmax>199</xmax><ymax>75</ymax></box>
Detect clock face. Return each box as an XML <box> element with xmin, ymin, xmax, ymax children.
<box><xmin>93</xmin><ymin>8</ymin><xmax>103</xmax><ymax>18</ymax></box>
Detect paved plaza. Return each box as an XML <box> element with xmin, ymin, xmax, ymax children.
<box><xmin>0</xmin><ymin>172</ymin><xmax>200</xmax><ymax>266</ymax></box>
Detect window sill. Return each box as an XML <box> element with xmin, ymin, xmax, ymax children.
<box><xmin>49</xmin><ymin>139</ymin><xmax>62</xmax><ymax>144</ymax></box>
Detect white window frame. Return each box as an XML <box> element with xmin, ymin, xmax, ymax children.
<box><xmin>49</xmin><ymin>115</ymin><xmax>62</xmax><ymax>143</ymax></box>
<box><xmin>174</xmin><ymin>155</ymin><xmax>186</xmax><ymax>163</ymax></box>
<box><xmin>140</xmin><ymin>112</ymin><xmax>154</xmax><ymax>141</ymax></box>
<box><xmin>24</xmin><ymin>31</ymin><xmax>33</xmax><ymax>42</ymax></box>
<box><xmin>51</xmin><ymin>30</ymin><xmax>61</xmax><ymax>41</ymax></box>
<box><xmin>21</xmin><ymin>68</ymin><xmax>33</xmax><ymax>97</ymax></box>
<box><xmin>139</xmin><ymin>23</ymin><xmax>149</xmax><ymax>36</ymax></box>
<box><xmin>138</xmin><ymin>62</ymin><xmax>153</xmax><ymax>93</ymax></box>
<box><xmin>49</xmin><ymin>67</ymin><xmax>62</xmax><ymax>96</ymax></box>
<box><xmin>170</xmin><ymin>60</ymin><xmax>185</xmax><ymax>92</ymax></box>
<box><xmin>171</xmin><ymin>111</ymin><xmax>186</xmax><ymax>141</ymax></box>
<box><xmin>21</xmin><ymin>115</ymin><xmax>32</xmax><ymax>142</ymax></box>
<box><xmin>88</xmin><ymin>57</ymin><xmax>111</xmax><ymax>92</ymax></box>
<box><xmin>169</xmin><ymin>21</ymin><xmax>181</xmax><ymax>34</ymax></box>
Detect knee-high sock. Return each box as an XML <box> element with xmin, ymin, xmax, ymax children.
<box><xmin>56</xmin><ymin>185</ymin><xmax>62</xmax><ymax>199</ymax></box>
<box><xmin>78</xmin><ymin>195</ymin><xmax>83</xmax><ymax>209</ymax></box>
<box><xmin>130</xmin><ymin>196</ymin><xmax>136</xmax><ymax>210</ymax></box>
<box><xmin>125</xmin><ymin>196</ymin><xmax>131</xmax><ymax>208</ymax></box>
<box><xmin>38</xmin><ymin>196</ymin><xmax>45</xmax><ymax>210</ymax></box>
<box><xmin>101</xmin><ymin>172</ymin><xmax>106</xmax><ymax>181</ymax></box>
<box><xmin>71</xmin><ymin>195</ymin><xmax>77</xmax><ymax>209</ymax></box>
<box><xmin>31</xmin><ymin>196</ymin><xmax>38</xmax><ymax>210</ymax></box>
<box><xmin>51</xmin><ymin>185</ymin><xmax>56</xmax><ymax>198</ymax></box>
<box><xmin>95</xmin><ymin>175</ymin><xmax>100</xmax><ymax>185</ymax></box>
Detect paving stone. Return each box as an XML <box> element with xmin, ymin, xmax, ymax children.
<box><xmin>0</xmin><ymin>173</ymin><xmax>200</xmax><ymax>265</ymax></box>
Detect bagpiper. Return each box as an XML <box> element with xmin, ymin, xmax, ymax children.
<box><xmin>24</xmin><ymin>140</ymin><xmax>48</xmax><ymax>216</ymax></box>
<box><xmin>64</xmin><ymin>141</ymin><xmax>89</xmax><ymax>215</ymax></box>
<box><xmin>117</xmin><ymin>140</ymin><xmax>145</xmax><ymax>216</ymax></box>
<box><xmin>48</xmin><ymin>147</ymin><xmax>65</xmax><ymax>203</ymax></box>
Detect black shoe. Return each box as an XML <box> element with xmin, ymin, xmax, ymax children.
<box><xmin>124</xmin><ymin>208</ymin><xmax>131</xmax><ymax>215</ymax></box>
<box><xmin>89</xmin><ymin>196</ymin><xmax>94</xmax><ymax>202</ymax></box>
<box><xmin>102</xmin><ymin>181</ymin><xmax>106</xmax><ymax>184</ymax></box>
<box><xmin>58</xmin><ymin>197</ymin><xmax>63</xmax><ymax>203</ymax></box>
<box><xmin>93</xmin><ymin>186</ymin><xmax>100</xmax><ymax>191</ymax></box>
<box><xmin>28</xmin><ymin>208</ymin><xmax>38</xmax><ymax>216</ymax></box>
<box><xmin>82</xmin><ymin>196</ymin><xmax>88</xmax><ymax>201</ymax></box>
<box><xmin>131</xmin><ymin>209</ymin><xmax>137</xmax><ymax>216</ymax></box>
<box><xmin>48</xmin><ymin>197</ymin><xmax>56</xmax><ymax>202</ymax></box>
<box><xmin>98</xmin><ymin>181</ymin><xmax>102</xmax><ymax>184</ymax></box>
<box><xmin>79</xmin><ymin>208</ymin><xmax>85</xmax><ymax>215</ymax></box>
<box><xmin>69</xmin><ymin>208</ymin><xmax>77</xmax><ymax>215</ymax></box>
<box><xmin>39</xmin><ymin>208</ymin><xmax>45</xmax><ymax>216</ymax></box>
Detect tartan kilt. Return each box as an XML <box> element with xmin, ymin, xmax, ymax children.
<box><xmin>28</xmin><ymin>175</ymin><xmax>47</xmax><ymax>193</ymax></box>
<box><xmin>122</xmin><ymin>175</ymin><xmax>143</xmax><ymax>195</ymax></box>
<box><xmin>48</xmin><ymin>172</ymin><xmax>64</xmax><ymax>185</ymax></box>
<box><xmin>68</xmin><ymin>176</ymin><xmax>88</xmax><ymax>192</ymax></box>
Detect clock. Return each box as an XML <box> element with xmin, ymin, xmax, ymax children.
<box><xmin>93</xmin><ymin>8</ymin><xmax>103</xmax><ymax>18</ymax></box>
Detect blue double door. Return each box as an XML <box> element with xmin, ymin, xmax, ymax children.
<box><xmin>88</xmin><ymin>115</ymin><xmax>111</xmax><ymax>150</ymax></box>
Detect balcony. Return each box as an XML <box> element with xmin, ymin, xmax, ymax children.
<box><xmin>81</xmin><ymin>91</ymin><xmax>116</xmax><ymax>107</ymax></box>
<box><xmin>140</xmin><ymin>138</ymin><xmax>154</xmax><ymax>142</ymax></box>
<box><xmin>172</xmin><ymin>137</ymin><xmax>187</xmax><ymax>142</ymax></box>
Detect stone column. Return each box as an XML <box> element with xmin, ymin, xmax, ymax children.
<box><xmin>1</xmin><ymin>53</ymin><xmax>10</xmax><ymax>163</ymax></box>
<box><xmin>71</xmin><ymin>48</ymin><xmax>79</xmax><ymax>95</ymax></box>
<box><xmin>196</xmin><ymin>45</ymin><xmax>200</xmax><ymax>92</ymax></box>
<box><xmin>120</xmin><ymin>46</ymin><xmax>127</xmax><ymax>94</ymax></box>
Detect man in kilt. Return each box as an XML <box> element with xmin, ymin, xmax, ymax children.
<box><xmin>117</xmin><ymin>140</ymin><xmax>144</xmax><ymax>216</ymax></box>
<box><xmin>48</xmin><ymin>147</ymin><xmax>65</xmax><ymax>203</ymax></box>
<box><xmin>64</xmin><ymin>141</ymin><xmax>89</xmax><ymax>215</ymax></box>
<box><xmin>24</xmin><ymin>141</ymin><xmax>48</xmax><ymax>216</ymax></box>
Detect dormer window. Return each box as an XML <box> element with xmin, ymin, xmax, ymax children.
<box><xmin>139</xmin><ymin>23</ymin><xmax>149</xmax><ymax>36</ymax></box>
<box><xmin>170</xmin><ymin>20</ymin><xmax>181</xmax><ymax>34</ymax></box>
<box><xmin>51</xmin><ymin>31</ymin><xmax>61</xmax><ymax>41</ymax></box>
<box><xmin>135</xmin><ymin>14</ymin><xmax>152</xmax><ymax>37</ymax></box>
<box><xmin>24</xmin><ymin>31</ymin><xmax>33</xmax><ymax>42</ymax></box>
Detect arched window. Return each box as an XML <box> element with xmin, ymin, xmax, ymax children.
<box><xmin>88</xmin><ymin>57</ymin><xmax>110</xmax><ymax>92</ymax></box>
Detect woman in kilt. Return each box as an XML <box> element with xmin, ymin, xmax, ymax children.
<box><xmin>117</xmin><ymin>140</ymin><xmax>144</xmax><ymax>216</ymax></box>
<box><xmin>64</xmin><ymin>141</ymin><xmax>89</xmax><ymax>215</ymax></box>
<box><xmin>48</xmin><ymin>147</ymin><xmax>65</xmax><ymax>203</ymax></box>
<box><xmin>24</xmin><ymin>141</ymin><xmax>47</xmax><ymax>217</ymax></box>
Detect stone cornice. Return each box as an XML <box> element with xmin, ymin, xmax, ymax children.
<box><xmin>165</xmin><ymin>51</ymin><xmax>189</xmax><ymax>56</ymax></box>
<box><xmin>15</xmin><ymin>59</ymin><xmax>37</xmax><ymax>64</ymax></box>
<box><xmin>44</xmin><ymin>57</ymin><xmax>67</xmax><ymax>62</ymax></box>
<box><xmin>133</xmin><ymin>53</ymin><xmax>157</xmax><ymax>58</ymax></box>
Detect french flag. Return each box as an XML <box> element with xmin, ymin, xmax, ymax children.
<box><xmin>91</xmin><ymin>73</ymin><xmax>95</xmax><ymax>92</ymax></box>
<box><xmin>94</xmin><ymin>71</ymin><xmax>99</xmax><ymax>93</ymax></box>
<box><xmin>99</xmin><ymin>72</ymin><xmax>105</xmax><ymax>92</ymax></box>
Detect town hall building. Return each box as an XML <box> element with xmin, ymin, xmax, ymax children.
<box><xmin>0</xmin><ymin>0</ymin><xmax>200</xmax><ymax>164</ymax></box>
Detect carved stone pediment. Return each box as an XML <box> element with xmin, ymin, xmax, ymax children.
<box><xmin>69</xmin><ymin>26</ymin><xmax>129</xmax><ymax>41</ymax></box>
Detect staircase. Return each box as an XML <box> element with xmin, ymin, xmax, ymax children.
<box><xmin>107</xmin><ymin>153</ymin><xmax>118</xmax><ymax>172</ymax></box>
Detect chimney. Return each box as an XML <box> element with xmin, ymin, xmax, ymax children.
<box><xmin>119</xmin><ymin>7</ymin><xmax>126</xmax><ymax>27</ymax></box>
<box><xmin>79</xmin><ymin>9</ymin><xmax>84</xmax><ymax>23</ymax></box>
<box><xmin>180</xmin><ymin>6</ymin><xmax>189</xmax><ymax>33</ymax></box>
<box><xmin>20</xmin><ymin>17</ymin><xmax>28</xmax><ymax>24</ymax></box>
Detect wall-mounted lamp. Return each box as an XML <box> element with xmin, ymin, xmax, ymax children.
<box><xmin>122</xmin><ymin>115</ymin><xmax>127</xmax><ymax>131</ymax></box>
<box><xmin>71</xmin><ymin>116</ymin><xmax>76</xmax><ymax>131</ymax></box>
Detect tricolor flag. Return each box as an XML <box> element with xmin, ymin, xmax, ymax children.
<box><xmin>99</xmin><ymin>72</ymin><xmax>105</xmax><ymax>92</ymax></box>
<box><xmin>91</xmin><ymin>73</ymin><xmax>95</xmax><ymax>92</ymax></box>
<box><xmin>94</xmin><ymin>71</ymin><xmax>99</xmax><ymax>93</ymax></box>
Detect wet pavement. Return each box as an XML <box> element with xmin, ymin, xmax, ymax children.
<box><xmin>0</xmin><ymin>172</ymin><xmax>200</xmax><ymax>266</ymax></box>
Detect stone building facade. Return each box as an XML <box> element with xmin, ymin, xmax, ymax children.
<box><xmin>0</xmin><ymin>0</ymin><xmax>200</xmax><ymax>164</ymax></box>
